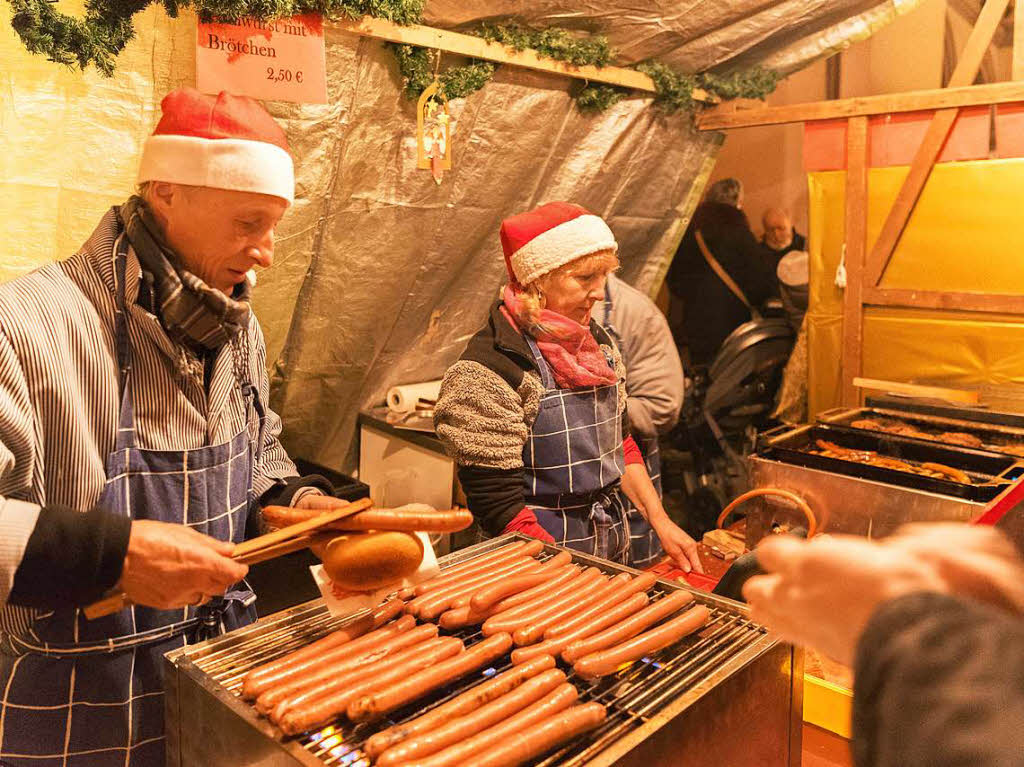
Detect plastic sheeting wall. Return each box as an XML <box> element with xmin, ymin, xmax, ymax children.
<box><xmin>806</xmin><ymin>161</ymin><xmax>1024</xmax><ymax>418</ymax></box>
<box><xmin>1</xmin><ymin>1</ymin><xmax>914</xmax><ymax>473</ymax></box>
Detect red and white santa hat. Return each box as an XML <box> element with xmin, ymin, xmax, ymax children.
<box><xmin>137</xmin><ymin>88</ymin><xmax>294</xmax><ymax>204</ymax></box>
<box><xmin>500</xmin><ymin>201</ymin><xmax>618</xmax><ymax>288</ymax></box>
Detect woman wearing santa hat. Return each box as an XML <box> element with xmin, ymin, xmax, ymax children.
<box><xmin>0</xmin><ymin>88</ymin><xmax>335</xmax><ymax>766</ymax></box>
<box><xmin>435</xmin><ymin>202</ymin><xmax>703</xmax><ymax>573</ymax></box>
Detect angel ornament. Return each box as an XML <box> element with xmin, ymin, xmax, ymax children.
<box><xmin>417</xmin><ymin>76</ymin><xmax>453</xmax><ymax>184</ymax></box>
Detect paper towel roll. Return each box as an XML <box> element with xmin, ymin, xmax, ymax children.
<box><xmin>386</xmin><ymin>380</ymin><xmax>442</xmax><ymax>414</ymax></box>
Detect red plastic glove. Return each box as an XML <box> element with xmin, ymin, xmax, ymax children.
<box><xmin>502</xmin><ymin>508</ymin><xmax>555</xmax><ymax>543</ymax></box>
<box><xmin>622</xmin><ymin>434</ymin><xmax>644</xmax><ymax>466</ymax></box>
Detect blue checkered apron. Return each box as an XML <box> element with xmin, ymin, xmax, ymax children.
<box><xmin>522</xmin><ymin>327</ymin><xmax>661</xmax><ymax>568</ymax></box>
<box><xmin>0</xmin><ymin>235</ymin><xmax>261</xmax><ymax>767</ymax></box>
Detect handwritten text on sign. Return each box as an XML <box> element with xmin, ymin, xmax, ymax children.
<box><xmin>196</xmin><ymin>15</ymin><xmax>327</xmax><ymax>104</ymax></box>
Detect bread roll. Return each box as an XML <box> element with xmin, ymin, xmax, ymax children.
<box><xmin>320</xmin><ymin>532</ymin><xmax>424</xmax><ymax>591</ymax></box>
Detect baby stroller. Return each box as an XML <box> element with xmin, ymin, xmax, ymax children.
<box><xmin>674</xmin><ymin>309</ymin><xmax>796</xmax><ymax>536</ymax></box>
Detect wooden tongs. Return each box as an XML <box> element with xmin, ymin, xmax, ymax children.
<box><xmin>82</xmin><ymin>497</ymin><xmax>373</xmax><ymax>620</ymax></box>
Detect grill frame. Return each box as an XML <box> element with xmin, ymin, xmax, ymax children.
<box><xmin>165</xmin><ymin>535</ymin><xmax>799</xmax><ymax>767</ymax></box>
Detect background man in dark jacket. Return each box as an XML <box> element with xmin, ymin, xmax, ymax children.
<box><xmin>759</xmin><ymin>207</ymin><xmax>806</xmax><ymax>271</ymax></box>
<box><xmin>667</xmin><ymin>178</ymin><xmax>778</xmax><ymax>365</ymax></box>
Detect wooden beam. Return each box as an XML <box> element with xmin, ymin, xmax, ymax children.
<box><xmin>865</xmin><ymin>0</ymin><xmax>1011</xmax><ymax>287</ymax></box>
<box><xmin>330</xmin><ymin>16</ymin><xmax>717</xmax><ymax>102</ymax></box>
<box><xmin>695</xmin><ymin>80</ymin><xmax>1024</xmax><ymax>130</ymax></box>
<box><xmin>841</xmin><ymin>116</ymin><xmax>869</xmax><ymax>407</ymax></box>
<box><xmin>1015</xmin><ymin>0</ymin><xmax>1024</xmax><ymax>79</ymax></box>
<box><xmin>864</xmin><ymin>287</ymin><xmax>1024</xmax><ymax>313</ymax></box>
<box><xmin>853</xmin><ymin>377</ymin><xmax>981</xmax><ymax>405</ymax></box>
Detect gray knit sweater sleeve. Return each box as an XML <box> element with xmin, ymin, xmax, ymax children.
<box><xmin>435</xmin><ymin>361</ymin><xmax>542</xmax><ymax>470</ymax></box>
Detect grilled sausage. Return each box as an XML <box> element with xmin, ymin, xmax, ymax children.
<box><xmin>510</xmin><ymin>591</ymin><xmax>650</xmax><ymax>665</ymax></box>
<box><xmin>573</xmin><ymin>604</ymin><xmax>711</xmax><ymax>678</ymax></box>
<box><xmin>545</xmin><ymin>571</ymin><xmax>658</xmax><ymax>639</ymax></box>
<box><xmin>467</xmin><ymin>703</ymin><xmax>607</xmax><ymax>767</ymax></box>
<box><xmin>487</xmin><ymin>567</ymin><xmax>603</xmax><ymax>639</ymax></box>
<box><xmin>253</xmin><ymin>621</ymin><xmax>435</xmax><ymax>714</ymax></box>
<box><xmin>512</xmin><ymin>573</ymin><xmax>619</xmax><ymax>645</ymax></box>
<box><xmin>414</xmin><ymin>541</ymin><xmax>540</xmax><ymax>596</ymax></box>
<box><xmin>481</xmin><ymin>566</ymin><xmax>588</xmax><ymax>636</ymax></box>
<box><xmin>488</xmin><ymin>563</ymin><xmax>579</xmax><ymax>613</ymax></box>
<box><xmin>240</xmin><ymin>600</ymin><xmax>405</xmax><ymax>699</ymax></box>
<box><xmin>401</xmin><ymin>682</ymin><xmax>580</xmax><ymax>767</ymax></box>
<box><xmin>375</xmin><ymin>668</ymin><xmax>567</xmax><ymax>766</ymax></box>
<box><xmin>276</xmin><ymin>636</ymin><xmax>464</xmax><ymax>735</ymax></box>
<box><xmin>561</xmin><ymin>589</ymin><xmax>695</xmax><ymax>664</ymax></box>
<box><xmin>410</xmin><ymin>556</ymin><xmax>544</xmax><ymax>621</ymax></box>
<box><xmin>261</xmin><ymin>506</ymin><xmax>474</xmax><ymax>533</ymax></box>
<box><xmin>345</xmin><ymin>632</ymin><xmax>515</xmax><ymax>722</ymax></box>
<box><xmin>362</xmin><ymin>654</ymin><xmax>557</xmax><ymax>760</ymax></box>
<box><xmin>462</xmin><ymin>551</ymin><xmax>573</xmax><ymax>611</ymax></box>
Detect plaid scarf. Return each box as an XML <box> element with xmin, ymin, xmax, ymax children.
<box><xmin>118</xmin><ymin>195</ymin><xmax>251</xmax><ymax>352</ymax></box>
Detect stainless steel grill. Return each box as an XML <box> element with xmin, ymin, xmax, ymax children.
<box><xmin>165</xmin><ymin>536</ymin><xmax>802</xmax><ymax>767</ymax></box>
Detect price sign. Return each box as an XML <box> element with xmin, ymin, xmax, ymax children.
<box><xmin>196</xmin><ymin>15</ymin><xmax>327</xmax><ymax>104</ymax></box>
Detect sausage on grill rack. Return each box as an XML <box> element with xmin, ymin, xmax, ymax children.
<box><xmin>460</xmin><ymin>551</ymin><xmax>573</xmax><ymax>610</ymax></box>
<box><xmin>488</xmin><ymin>562</ymin><xmax>579</xmax><ymax>613</ymax></box>
<box><xmin>561</xmin><ymin>589</ymin><xmax>695</xmax><ymax>664</ymax></box>
<box><xmin>466</xmin><ymin>702</ymin><xmax>608</xmax><ymax>767</ymax></box>
<box><xmin>482</xmin><ymin>567</ymin><xmax>596</xmax><ymax>636</ymax></box>
<box><xmin>346</xmin><ymin>632</ymin><xmax>515</xmax><ymax>722</ymax></box>
<box><xmin>510</xmin><ymin>591</ymin><xmax>650</xmax><ymax>665</ymax></box>
<box><xmin>362</xmin><ymin>654</ymin><xmax>557</xmax><ymax>760</ymax></box>
<box><xmin>512</xmin><ymin>573</ymin><xmax>622</xmax><ymax>645</ymax></box>
<box><xmin>374</xmin><ymin>668</ymin><xmax>567</xmax><ymax>766</ymax></box>
<box><xmin>241</xmin><ymin>600</ymin><xmax>405</xmax><ymax>699</ymax></box>
<box><xmin>254</xmin><ymin>620</ymin><xmax>435</xmax><ymax>714</ymax></box>
<box><xmin>399</xmin><ymin>682</ymin><xmax>580</xmax><ymax>767</ymax></box>
<box><xmin>435</xmin><ymin>564</ymin><xmax>581</xmax><ymax>630</ymax></box>
<box><xmin>545</xmin><ymin>572</ymin><xmax>658</xmax><ymax>640</ymax></box>
<box><xmin>275</xmin><ymin>636</ymin><xmax>465</xmax><ymax>735</ymax></box>
<box><xmin>409</xmin><ymin>556</ymin><xmax>545</xmax><ymax>621</ymax></box>
<box><xmin>413</xmin><ymin>541</ymin><xmax>542</xmax><ymax>596</ymax></box>
<box><xmin>573</xmin><ymin>604</ymin><xmax>711</xmax><ymax>679</ymax></box>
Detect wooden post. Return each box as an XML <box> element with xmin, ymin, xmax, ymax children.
<box><xmin>841</xmin><ymin>116</ymin><xmax>869</xmax><ymax>406</ymax></box>
<box><xmin>1015</xmin><ymin>0</ymin><xmax>1024</xmax><ymax>79</ymax></box>
<box><xmin>864</xmin><ymin>0</ymin><xmax>1011</xmax><ymax>287</ymax></box>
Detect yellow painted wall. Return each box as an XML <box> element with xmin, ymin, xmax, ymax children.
<box><xmin>0</xmin><ymin>2</ymin><xmax>196</xmax><ymax>283</ymax></box>
<box><xmin>807</xmin><ymin>160</ymin><xmax>1024</xmax><ymax>416</ymax></box>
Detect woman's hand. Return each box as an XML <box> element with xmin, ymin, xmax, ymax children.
<box><xmin>652</xmin><ymin>517</ymin><xmax>704</xmax><ymax>574</ymax></box>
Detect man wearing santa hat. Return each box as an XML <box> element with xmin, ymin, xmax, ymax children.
<box><xmin>0</xmin><ymin>89</ymin><xmax>333</xmax><ymax>765</ymax></box>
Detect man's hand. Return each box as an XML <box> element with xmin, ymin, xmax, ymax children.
<box><xmin>652</xmin><ymin>517</ymin><xmax>704</xmax><ymax>574</ymax></box>
<box><xmin>743</xmin><ymin>534</ymin><xmax>949</xmax><ymax>666</ymax></box>
<box><xmin>292</xmin><ymin>492</ymin><xmax>347</xmax><ymax>511</ymax></box>
<box><xmin>117</xmin><ymin>520</ymin><xmax>248</xmax><ymax>610</ymax></box>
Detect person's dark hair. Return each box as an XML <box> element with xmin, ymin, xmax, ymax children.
<box><xmin>705</xmin><ymin>178</ymin><xmax>743</xmax><ymax>207</ymax></box>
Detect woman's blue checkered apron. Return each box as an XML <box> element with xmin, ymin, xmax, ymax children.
<box><xmin>522</xmin><ymin>326</ymin><xmax>661</xmax><ymax>568</ymax></box>
<box><xmin>0</xmin><ymin>234</ymin><xmax>261</xmax><ymax>767</ymax></box>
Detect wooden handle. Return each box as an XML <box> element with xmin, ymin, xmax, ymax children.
<box><xmin>852</xmin><ymin>377</ymin><xmax>980</xmax><ymax>405</ymax></box>
<box><xmin>82</xmin><ymin>498</ymin><xmax>374</xmax><ymax>620</ymax></box>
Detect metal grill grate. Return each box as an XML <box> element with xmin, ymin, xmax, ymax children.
<box><xmin>186</xmin><ymin>540</ymin><xmax>768</xmax><ymax>766</ymax></box>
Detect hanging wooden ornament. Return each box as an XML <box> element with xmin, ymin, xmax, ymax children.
<box><xmin>417</xmin><ymin>51</ymin><xmax>453</xmax><ymax>185</ymax></box>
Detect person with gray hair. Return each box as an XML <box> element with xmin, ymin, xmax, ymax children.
<box><xmin>667</xmin><ymin>177</ymin><xmax>777</xmax><ymax>364</ymax></box>
<box><xmin>704</xmin><ymin>177</ymin><xmax>744</xmax><ymax>207</ymax></box>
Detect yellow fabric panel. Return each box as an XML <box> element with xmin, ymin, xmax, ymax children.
<box><xmin>863</xmin><ymin>308</ymin><xmax>1024</xmax><ymax>387</ymax></box>
<box><xmin>867</xmin><ymin>160</ymin><xmax>1024</xmax><ymax>293</ymax></box>
<box><xmin>0</xmin><ymin>2</ymin><xmax>195</xmax><ymax>279</ymax></box>
<box><xmin>807</xmin><ymin>161</ymin><xmax>1024</xmax><ymax>414</ymax></box>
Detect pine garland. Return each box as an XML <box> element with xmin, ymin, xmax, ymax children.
<box><xmin>389</xmin><ymin>44</ymin><xmax>496</xmax><ymax>101</ymax></box>
<box><xmin>8</xmin><ymin>0</ymin><xmax>780</xmax><ymax>115</ymax></box>
<box><xmin>477</xmin><ymin>22</ymin><xmax>612</xmax><ymax>68</ymax></box>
